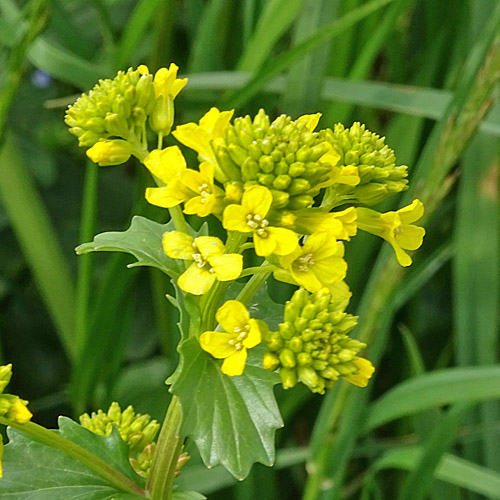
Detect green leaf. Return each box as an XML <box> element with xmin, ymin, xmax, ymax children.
<box><xmin>76</xmin><ymin>216</ymin><xmax>180</xmax><ymax>277</ymax></box>
<box><xmin>169</xmin><ymin>337</ymin><xmax>283</xmax><ymax>479</ymax></box>
<box><xmin>249</xmin><ymin>283</ymin><xmax>285</xmax><ymax>331</ymax></box>
<box><xmin>364</xmin><ymin>366</ymin><xmax>500</xmax><ymax>432</ymax></box>
<box><xmin>0</xmin><ymin>419</ymin><xmax>144</xmax><ymax>499</ymax></box>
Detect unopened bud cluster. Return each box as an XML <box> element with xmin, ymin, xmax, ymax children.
<box><xmin>0</xmin><ymin>364</ymin><xmax>32</xmax><ymax>424</ymax></box>
<box><xmin>80</xmin><ymin>402</ymin><xmax>159</xmax><ymax>476</ymax></box>
<box><xmin>325</xmin><ymin>122</ymin><xmax>408</xmax><ymax>206</ymax></box>
<box><xmin>215</xmin><ymin>110</ymin><xmax>335</xmax><ymax>211</ymax></box>
<box><xmin>65</xmin><ymin>67</ymin><xmax>155</xmax><ymax>147</ymax></box>
<box><xmin>263</xmin><ymin>288</ymin><xmax>366</xmax><ymax>394</ymax></box>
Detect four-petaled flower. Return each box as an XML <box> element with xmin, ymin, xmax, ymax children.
<box><xmin>200</xmin><ymin>300</ymin><xmax>262</xmax><ymax>376</ymax></box>
<box><xmin>173</xmin><ymin>107</ymin><xmax>234</xmax><ymax>182</ymax></box>
<box><xmin>278</xmin><ymin>232</ymin><xmax>347</xmax><ymax>292</ymax></box>
<box><xmin>356</xmin><ymin>199</ymin><xmax>425</xmax><ymax>267</ymax></box>
<box><xmin>163</xmin><ymin>232</ymin><xmax>242</xmax><ymax>295</ymax></box>
<box><xmin>223</xmin><ymin>185</ymin><xmax>298</xmax><ymax>257</ymax></box>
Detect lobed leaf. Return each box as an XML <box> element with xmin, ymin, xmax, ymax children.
<box><xmin>76</xmin><ymin>216</ymin><xmax>180</xmax><ymax>277</ymax></box>
<box><xmin>168</xmin><ymin>337</ymin><xmax>283</xmax><ymax>479</ymax></box>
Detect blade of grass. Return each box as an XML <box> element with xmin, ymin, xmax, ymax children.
<box><xmin>0</xmin><ymin>135</ymin><xmax>77</xmax><ymax>362</ymax></box>
<box><xmin>114</xmin><ymin>0</ymin><xmax>164</xmax><ymax>70</ymax></box>
<box><xmin>237</xmin><ymin>0</ymin><xmax>304</xmax><ymax>73</ymax></box>
<box><xmin>187</xmin><ymin>0</ymin><xmax>234</xmax><ymax>72</ymax></box>
<box><xmin>454</xmin><ymin>133</ymin><xmax>500</xmax><ymax>471</ymax></box>
<box><xmin>280</xmin><ymin>0</ymin><xmax>339</xmax><ymax>116</ymax></box>
<box><xmin>223</xmin><ymin>0</ymin><xmax>398</xmax><ymax>109</ymax></box>
<box><xmin>397</xmin><ymin>403</ymin><xmax>471</xmax><ymax>500</ymax></box>
<box><xmin>368</xmin><ymin>447</ymin><xmax>500</xmax><ymax>499</ymax></box>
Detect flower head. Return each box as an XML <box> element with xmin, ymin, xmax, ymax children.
<box><xmin>163</xmin><ymin>232</ymin><xmax>242</xmax><ymax>295</ymax></box>
<box><xmin>80</xmin><ymin>402</ymin><xmax>160</xmax><ymax>477</ymax></box>
<box><xmin>65</xmin><ymin>66</ymin><xmax>155</xmax><ymax>147</ymax></box>
<box><xmin>223</xmin><ymin>185</ymin><xmax>298</xmax><ymax>256</ymax></box>
<box><xmin>200</xmin><ymin>301</ymin><xmax>262</xmax><ymax>375</ymax></box>
<box><xmin>213</xmin><ymin>109</ymin><xmax>343</xmax><ymax>211</ymax></box>
<box><xmin>356</xmin><ymin>199</ymin><xmax>425</xmax><ymax>266</ymax></box>
<box><xmin>323</xmin><ymin>122</ymin><xmax>408</xmax><ymax>208</ymax></box>
<box><xmin>263</xmin><ymin>288</ymin><xmax>373</xmax><ymax>394</ymax></box>
<box><xmin>278</xmin><ymin>232</ymin><xmax>347</xmax><ymax>292</ymax></box>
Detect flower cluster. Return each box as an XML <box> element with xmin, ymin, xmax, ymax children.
<box><xmin>263</xmin><ymin>287</ymin><xmax>374</xmax><ymax>394</ymax></box>
<box><xmin>67</xmin><ymin>64</ymin><xmax>426</xmax><ymax>392</ymax></box>
<box><xmin>80</xmin><ymin>402</ymin><xmax>161</xmax><ymax>477</ymax></box>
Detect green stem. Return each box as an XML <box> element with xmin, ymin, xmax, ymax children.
<box><xmin>0</xmin><ymin>418</ymin><xmax>146</xmax><ymax>497</ymax></box>
<box><xmin>147</xmin><ymin>396</ymin><xmax>183</xmax><ymax>500</ymax></box>
<box><xmin>236</xmin><ymin>265</ymin><xmax>272</xmax><ymax>305</ymax></box>
<box><xmin>168</xmin><ymin>205</ymin><xmax>189</xmax><ymax>235</ymax></box>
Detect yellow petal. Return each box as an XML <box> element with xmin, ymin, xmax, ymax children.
<box><xmin>398</xmin><ymin>199</ymin><xmax>424</xmax><ymax>224</ymax></box>
<box><xmin>200</xmin><ymin>331</ymin><xmax>238</xmax><ymax>358</ymax></box>
<box><xmin>173</xmin><ymin>123</ymin><xmax>214</xmax><ymax>162</ymax></box>
<box><xmin>183</xmin><ymin>196</ymin><xmax>212</xmax><ymax>217</ymax></box>
<box><xmin>216</xmin><ymin>300</ymin><xmax>249</xmax><ymax>333</ymax></box>
<box><xmin>390</xmin><ymin>240</ymin><xmax>413</xmax><ymax>267</ymax></box>
<box><xmin>221</xmin><ymin>349</ymin><xmax>247</xmax><ymax>376</ymax></box>
<box><xmin>343</xmin><ymin>358</ymin><xmax>375</xmax><ymax>387</ymax></box>
<box><xmin>144</xmin><ymin>146</ymin><xmax>186</xmax><ymax>183</ymax></box>
<box><xmin>296</xmin><ymin>113</ymin><xmax>322</xmax><ymax>131</ymax></box>
<box><xmin>242</xmin><ymin>185</ymin><xmax>272</xmax><ymax>218</ymax></box>
<box><xmin>223</xmin><ymin>204</ymin><xmax>252</xmax><ymax>232</ymax></box>
<box><xmin>210</xmin><ymin>254</ymin><xmax>243</xmax><ymax>281</ymax></box>
<box><xmin>253</xmin><ymin>232</ymin><xmax>277</xmax><ymax>256</ymax></box>
<box><xmin>146</xmin><ymin>185</ymin><xmax>187</xmax><ymax>208</ymax></box>
<box><xmin>291</xmin><ymin>268</ymin><xmax>323</xmax><ymax>292</ymax></box>
<box><xmin>162</xmin><ymin>231</ymin><xmax>195</xmax><ymax>260</ymax></box>
<box><xmin>396</xmin><ymin>225</ymin><xmax>426</xmax><ymax>251</ymax></box>
<box><xmin>177</xmin><ymin>264</ymin><xmax>216</xmax><ymax>295</ymax></box>
<box><xmin>266</xmin><ymin>227</ymin><xmax>298</xmax><ymax>256</ymax></box>
<box><xmin>312</xmin><ymin>257</ymin><xmax>347</xmax><ymax>284</ymax></box>
<box><xmin>199</xmin><ymin>107</ymin><xmax>234</xmax><ymax>136</ymax></box>
<box><xmin>195</xmin><ymin>236</ymin><xmax>225</xmax><ymax>259</ymax></box>
<box><xmin>7</xmin><ymin>400</ymin><xmax>32</xmax><ymax>424</ymax></box>
<box><xmin>243</xmin><ymin>319</ymin><xmax>262</xmax><ymax>349</ymax></box>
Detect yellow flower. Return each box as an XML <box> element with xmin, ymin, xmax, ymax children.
<box><xmin>223</xmin><ymin>185</ymin><xmax>298</xmax><ymax>256</ymax></box>
<box><xmin>293</xmin><ymin>207</ymin><xmax>357</xmax><ymax>240</ymax></box>
<box><xmin>146</xmin><ymin>152</ymin><xmax>225</xmax><ymax>216</ymax></box>
<box><xmin>173</xmin><ymin>107</ymin><xmax>234</xmax><ymax>181</ymax></box>
<box><xmin>86</xmin><ymin>139</ymin><xmax>133</xmax><ymax>166</ymax></box>
<box><xmin>163</xmin><ymin>232</ymin><xmax>242</xmax><ymax>295</ymax></box>
<box><xmin>278</xmin><ymin>232</ymin><xmax>347</xmax><ymax>292</ymax></box>
<box><xmin>356</xmin><ymin>199</ymin><xmax>425</xmax><ymax>267</ymax></box>
<box><xmin>342</xmin><ymin>358</ymin><xmax>375</xmax><ymax>387</ymax></box>
<box><xmin>148</xmin><ymin>63</ymin><xmax>188</xmax><ymax>99</ymax></box>
<box><xmin>200</xmin><ymin>300</ymin><xmax>262</xmax><ymax>376</ymax></box>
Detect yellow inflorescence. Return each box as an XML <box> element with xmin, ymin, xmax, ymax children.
<box><xmin>67</xmin><ymin>66</ymin><xmax>426</xmax><ymax>384</ymax></box>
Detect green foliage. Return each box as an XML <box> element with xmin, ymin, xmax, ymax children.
<box><xmin>0</xmin><ymin>419</ymin><xmax>144</xmax><ymax>499</ymax></box>
<box><xmin>169</xmin><ymin>338</ymin><xmax>282</xmax><ymax>479</ymax></box>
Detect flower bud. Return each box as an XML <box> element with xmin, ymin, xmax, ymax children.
<box><xmin>86</xmin><ymin>139</ymin><xmax>133</xmax><ymax>166</ymax></box>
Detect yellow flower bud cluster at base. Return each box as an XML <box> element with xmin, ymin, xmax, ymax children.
<box><xmin>80</xmin><ymin>402</ymin><xmax>160</xmax><ymax>477</ymax></box>
<box><xmin>263</xmin><ymin>288</ymin><xmax>374</xmax><ymax>394</ymax></box>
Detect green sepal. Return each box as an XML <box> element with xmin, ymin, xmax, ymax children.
<box><xmin>75</xmin><ymin>216</ymin><xmax>181</xmax><ymax>277</ymax></box>
<box><xmin>0</xmin><ymin>417</ymin><xmax>145</xmax><ymax>499</ymax></box>
<box><xmin>168</xmin><ymin>338</ymin><xmax>283</xmax><ymax>480</ymax></box>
